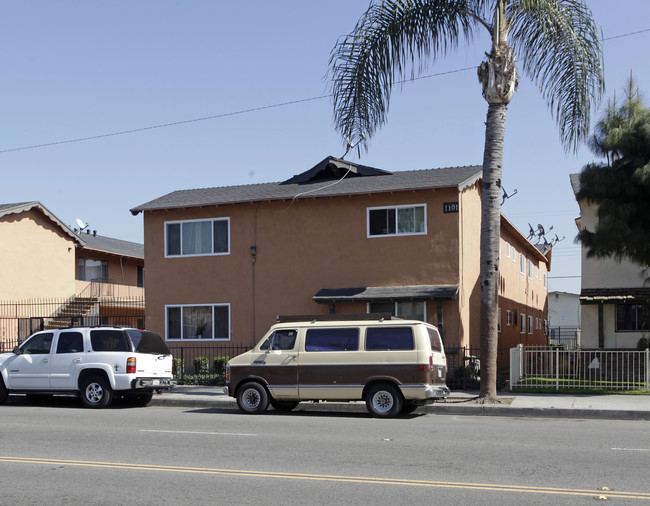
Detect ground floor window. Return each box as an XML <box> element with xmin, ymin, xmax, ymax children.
<box><xmin>616</xmin><ymin>304</ymin><xmax>650</xmax><ymax>332</ymax></box>
<box><xmin>166</xmin><ymin>304</ymin><xmax>230</xmax><ymax>340</ymax></box>
<box><xmin>368</xmin><ymin>301</ymin><xmax>426</xmax><ymax>321</ymax></box>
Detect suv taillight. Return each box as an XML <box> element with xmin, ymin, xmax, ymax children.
<box><xmin>225</xmin><ymin>365</ymin><xmax>230</xmax><ymax>384</ymax></box>
<box><xmin>126</xmin><ymin>357</ymin><xmax>136</xmax><ymax>374</ymax></box>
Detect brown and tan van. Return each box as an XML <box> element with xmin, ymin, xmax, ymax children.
<box><xmin>224</xmin><ymin>315</ymin><xmax>449</xmax><ymax>417</ymax></box>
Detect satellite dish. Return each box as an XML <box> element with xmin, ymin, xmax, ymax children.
<box><xmin>75</xmin><ymin>218</ymin><xmax>87</xmax><ymax>230</ymax></box>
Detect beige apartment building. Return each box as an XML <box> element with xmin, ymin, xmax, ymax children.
<box><xmin>0</xmin><ymin>202</ymin><xmax>145</xmax><ymax>346</ymax></box>
<box><xmin>131</xmin><ymin>156</ymin><xmax>550</xmax><ymax>352</ymax></box>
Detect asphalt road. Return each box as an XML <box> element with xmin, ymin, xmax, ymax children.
<box><xmin>1</xmin><ymin>401</ymin><xmax>649</xmax><ymax>505</ymax></box>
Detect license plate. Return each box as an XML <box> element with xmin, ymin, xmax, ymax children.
<box><xmin>152</xmin><ymin>379</ymin><xmax>160</xmax><ymax>386</ymax></box>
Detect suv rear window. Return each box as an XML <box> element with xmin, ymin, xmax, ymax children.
<box><xmin>365</xmin><ymin>327</ymin><xmax>414</xmax><ymax>350</ymax></box>
<box><xmin>90</xmin><ymin>330</ymin><xmax>132</xmax><ymax>352</ymax></box>
<box><xmin>125</xmin><ymin>329</ymin><xmax>171</xmax><ymax>354</ymax></box>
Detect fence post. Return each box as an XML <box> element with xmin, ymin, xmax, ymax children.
<box><xmin>555</xmin><ymin>347</ymin><xmax>559</xmax><ymax>392</ymax></box>
<box><xmin>509</xmin><ymin>345</ymin><xmax>522</xmax><ymax>391</ymax></box>
<box><xmin>646</xmin><ymin>348</ymin><xmax>649</xmax><ymax>393</ymax></box>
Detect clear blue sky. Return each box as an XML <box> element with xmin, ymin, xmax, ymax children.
<box><xmin>1</xmin><ymin>1</ymin><xmax>649</xmax><ymax>295</ymax></box>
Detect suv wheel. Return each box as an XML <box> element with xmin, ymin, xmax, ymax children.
<box><xmin>236</xmin><ymin>382</ymin><xmax>269</xmax><ymax>414</ymax></box>
<box><xmin>0</xmin><ymin>378</ymin><xmax>7</xmax><ymax>404</ymax></box>
<box><xmin>365</xmin><ymin>383</ymin><xmax>403</xmax><ymax>418</ymax></box>
<box><xmin>80</xmin><ymin>376</ymin><xmax>114</xmax><ymax>409</ymax></box>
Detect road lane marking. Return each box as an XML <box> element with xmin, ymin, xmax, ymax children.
<box><xmin>1</xmin><ymin>456</ymin><xmax>649</xmax><ymax>500</ymax></box>
<box><xmin>140</xmin><ymin>429</ymin><xmax>258</xmax><ymax>436</ymax></box>
<box><xmin>612</xmin><ymin>448</ymin><xmax>649</xmax><ymax>452</ymax></box>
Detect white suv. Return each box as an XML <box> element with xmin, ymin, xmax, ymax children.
<box><xmin>0</xmin><ymin>326</ymin><xmax>175</xmax><ymax>408</ymax></box>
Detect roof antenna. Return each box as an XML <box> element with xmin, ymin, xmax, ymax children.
<box><xmin>501</xmin><ymin>187</ymin><xmax>517</xmax><ymax>206</ymax></box>
<box><xmin>341</xmin><ymin>133</ymin><xmax>365</xmax><ymax>159</ymax></box>
<box><xmin>75</xmin><ymin>218</ymin><xmax>89</xmax><ymax>234</ymax></box>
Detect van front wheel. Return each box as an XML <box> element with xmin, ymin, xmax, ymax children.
<box><xmin>237</xmin><ymin>382</ymin><xmax>269</xmax><ymax>414</ymax></box>
<box><xmin>366</xmin><ymin>383</ymin><xmax>403</xmax><ymax>418</ymax></box>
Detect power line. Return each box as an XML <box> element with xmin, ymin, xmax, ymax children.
<box><xmin>1</xmin><ymin>27</ymin><xmax>647</xmax><ymax>155</ymax></box>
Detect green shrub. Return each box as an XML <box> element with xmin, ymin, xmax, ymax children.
<box><xmin>637</xmin><ymin>336</ymin><xmax>650</xmax><ymax>351</ymax></box>
<box><xmin>172</xmin><ymin>358</ymin><xmax>184</xmax><ymax>379</ymax></box>
<box><xmin>193</xmin><ymin>356</ymin><xmax>209</xmax><ymax>375</ymax></box>
<box><xmin>213</xmin><ymin>356</ymin><xmax>229</xmax><ymax>376</ymax></box>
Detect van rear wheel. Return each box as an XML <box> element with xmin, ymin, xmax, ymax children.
<box><xmin>237</xmin><ymin>382</ymin><xmax>269</xmax><ymax>414</ymax></box>
<box><xmin>365</xmin><ymin>383</ymin><xmax>403</xmax><ymax>418</ymax></box>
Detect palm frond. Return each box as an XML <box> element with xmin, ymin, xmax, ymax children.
<box><xmin>508</xmin><ymin>0</ymin><xmax>604</xmax><ymax>152</ymax></box>
<box><xmin>329</xmin><ymin>0</ymin><xmax>482</xmax><ymax>151</ymax></box>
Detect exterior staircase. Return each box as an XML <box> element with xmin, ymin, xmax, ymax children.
<box><xmin>44</xmin><ymin>296</ymin><xmax>99</xmax><ymax>330</ymax></box>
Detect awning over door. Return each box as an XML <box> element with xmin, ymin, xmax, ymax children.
<box><xmin>313</xmin><ymin>284</ymin><xmax>459</xmax><ymax>303</ymax></box>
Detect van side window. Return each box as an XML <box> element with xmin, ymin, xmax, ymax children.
<box><xmin>260</xmin><ymin>330</ymin><xmax>297</xmax><ymax>351</ymax></box>
<box><xmin>426</xmin><ymin>327</ymin><xmax>442</xmax><ymax>352</ymax></box>
<box><xmin>305</xmin><ymin>328</ymin><xmax>359</xmax><ymax>352</ymax></box>
<box><xmin>365</xmin><ymin>327</ymin><xmax>414</xmax><ymax>350</ymax></box>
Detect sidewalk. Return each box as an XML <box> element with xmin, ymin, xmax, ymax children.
<box><xmin>150</xmin><ymin>385</ymin><xmax>650</xmax><ymax>420</ymax></box>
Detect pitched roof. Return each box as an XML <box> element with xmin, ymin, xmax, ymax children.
<box><xmin>131</xmin><ymin>156</ymin><xmax>482</xmax><ymax>214</ymax></box>
<box><xmin>78</xmin><ymin>233</ymin><xmax>144</xmax><ymax>260</ymax></box>
<box><xmin>0</xmin><ymin>201</ymin><xmax>81</xmax><ymax>243</ymax></box>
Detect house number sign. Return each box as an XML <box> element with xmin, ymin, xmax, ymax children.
<box><xmin>443</xmin><ymin>202</ymin><xmax>459</xmax><ymax>213</ymax></box>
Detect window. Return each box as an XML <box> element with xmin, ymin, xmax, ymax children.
<box><xmin>543</xmin><ymin>273</ymin><xmax>547</xmax><ymax>289</ymax></box>
<box><xmin>165</xmin><ymin>218</ymin><xmax>230</xmax><ymax>257</ymax></box>
<box><xmin>512</xmin><ymin>247</ymin><xmax>517</xmax><ymax>263</ymax></box>
<box><xmin>366</xmin><ymin>327</ymin><xmax>414</xmax><ymax>350</ymax></box>
<box><xmin>166</xmin><ymin>304</ymin><xmax>230</xmax><ymax>340</ymax></box>
<box><xmin>506</xmin><ymin>310</ymin><xmax>512</xmax><ymax>326</ymax></box>
<box><xmin>20</xmin><ymin>333</ymin><xmax>53</xmax><ymax>354</ymax></box>
<box><xmin>56</xmin><ymin>331</ymin><xmax>83</xmax><ymax>354</ymax></box>
<box><xmin>368</xmin><ymin>301</ymin><xmax>425</xmax><ymax>321</ymax></box>
<box><xmin>368</xmin><ymin>204</ymin><xmax>426</xmax><ymax>237</ymax></box>
<box><xmin>520</xmin><ymin>313</ymin><xmax>526</xmax><ymax>334</ymax></box>
<box><xmin>520</xmin><ymin>253</ymin><xmax>526</xmax><ymax>275</ymax></box>
<box><xmin>78</xmin><ymin>258</ymin><xmax>108</xmax><ymax>282</ymax></box>
<box><xmin>498</xmin><ymin>308</ymin><xmax>502</xmax><ymax>333</ymax></box>
<box><xmin>528</xmin><ymin>315</ymin><xmax>533</xmax><ymax>334</ymax></box>
<box><xmin>505</xmin><ymin>242</ymin><xmax>510</xmax><ymax>259</ymax></box>
<box><xmin>426</xmin><ymin>327</ymin><xmax>443</xmax><ymax>351</ymax></box>
<box><xmin>137</xmin><ymin>265</ymin><xmax>144</xmax><ymax>287</ymax></box>
<box><xmin>90</xmin><ymin>330</ymin><xmax>131</xmax><ymax>352</ymax></box>
<box><xmin>260</xmin><ymin>329</ymin><xmax>297</xmax><ymax>351</ymax></box>
<box><xmin>616</xmin><ymin>304</ymin><xmax>650</xmax><ymax>332</ymax></box>
<box><xmin>305</xmin><ymin>328</ymin><xmax>359</xmax><ymax>351</ymax></box>
<box><xmin>528</xmin><ymin>260</ymin><xmax>533</xmax><ymax>279</ymax></box>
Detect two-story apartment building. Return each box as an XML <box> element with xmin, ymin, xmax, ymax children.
<box><xmin>0</xmin><ymin>201</ymin><xmax>145</xmax><ymax>346</ymax></box>
<box><xmin>131</xmin><ymin>156</ymin><xmax>550</xmax><ymax>352</ymax></box>
<box><xmin>571</xmin><ymin>174</ymin><xmax>650</xmax><ymax>348</ymax></box>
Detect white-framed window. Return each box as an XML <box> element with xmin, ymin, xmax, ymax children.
<box><xmin>528</xmin><ymin>259</ymin><xmax>533</xmax><ymax>279</ymax></box>
<box><xmin>367</xmin><ymin>204</ymin><xmax>426</xmax><ymax>237</ymax></box>
<box><xmin>520</xmin><ymin>313</ymin><xmax>526</xmax><ymax>334</ymax></box>
<box><xmin>166</xmin><ymin>303</ymin><xmax>230</xmax><ymax>340</ymax></box>
<box><xmin>165</xmin><ymin>218</ymin><xmax>230</xmax><ymax>257</ymax></box>
<box><xmin>506</xmin><ymin>310</ymin><xmax>512</xmax><ymax>326</ymax></box>
<box><xmin>528</xmin><ymin>315</ymin><xmax>533</xmax><ymax>334</ymax></box>
<box><xmin>512</xmin><ymin>247</ymin><xmax>517</xmax><ymax>263</ymax></box>
<box><xmin>505</xmin><ymin>242</ymin><xmax>510</xmax><ymax>259</ymax></box>
<box><xmin>368</xmin><ymin>301</ymin><xmax>426</xmax><ymax>321</ymax></box>
<box><xmin>520</xmin><ymin>253</ymin><xmax>526</xmax><ymax>275</ymax></box>
<box><xmin>543</xmin><ymin>273</ymin><xmax>548</xmax><ymax>289</ymax></box>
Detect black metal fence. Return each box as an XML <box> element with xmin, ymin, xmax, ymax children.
<box><xmin>0</xmin><ymin>296</ymin><xmax>145</xmax><ymax>351</ymax></box>
<box><xmin>548</xmin><ymin>327</ymin><xmax>580</xmax><ymax>348</ymax></box>
<box><xmin>445</xmin><ymin>346</ymin><xmax>512</xmax><ymax>391</ymax></box>
<box><xmin>166</xmin><ymin>342</ymin><xmax>251</xmax><ymax>385</ymax></box>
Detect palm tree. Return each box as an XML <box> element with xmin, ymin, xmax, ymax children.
<box><xmin>329</xmin><ymin>0</ymin><xmax>604</xmax><ymax>400</ymax></box>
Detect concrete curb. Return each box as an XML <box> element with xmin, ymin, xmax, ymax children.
<box><xmin>149</xmin><ymin>394</ymin><xmax>650</xmax><ymax>420</ymax></box>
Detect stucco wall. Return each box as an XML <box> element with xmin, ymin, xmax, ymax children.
<box><xmin>0</xmin><ymin>209</ymin><xmax>76</xmax><ymax>299</ymax></box>
<box><xmin>143</xmin><ymin>188</ymin><xmax>465</xmax><ymax>345</ymax></box>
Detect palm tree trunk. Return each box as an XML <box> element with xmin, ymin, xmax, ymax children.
<box><xmin>479</xmin><ymin>101</ymin><xmax>507</xmax><ymax>400</ymax></box>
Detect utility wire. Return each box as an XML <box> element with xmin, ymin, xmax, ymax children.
<box><xmin>0</xmin><ymin>27</ymin><xmax>646</xmax><ymax>155</ymax></box>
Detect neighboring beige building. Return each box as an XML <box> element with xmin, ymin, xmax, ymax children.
<box><xmin>0</xmin><ymin>202</ymin><xmax>145</xmax><ymax>346</ymax></box>
<box><xmin>571</xmin><ymin>174</ymin><xmax>650</xmax><ymax>348</ymax></box>
<box><xmin>131</xmin><ymin>156</ymin><xmax>550</xmax><ymax>354</ymax></box>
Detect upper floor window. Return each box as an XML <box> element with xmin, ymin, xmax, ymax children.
<box><xmin>78</xmin><ymin>258</ymin><xmax>108</xmax><ymax>282</ymax></box>
<box><xmin>367</xmin><ymin>204</ymin><xmax>426</xmax><ymax>237</ymax></box>
<box><xmin>165</xmin><ymin>218</ymin><xmax>230</xmax><ymax>257</ymax></box>
<box><xmin>520</xmin><ymin>253</ymin><xmax>526</xmax><ymax>275</ymax></box>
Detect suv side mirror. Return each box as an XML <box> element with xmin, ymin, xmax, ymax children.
<box><xmin>12</xmin><ymin>346</ymin><xmax>21</xmax><ymax>355</ymax></box>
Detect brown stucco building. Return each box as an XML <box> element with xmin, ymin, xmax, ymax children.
<box><xmin>131</xmin><ymin>157</ymin><xmax>550</xmax><ymax>351</ymax></box>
